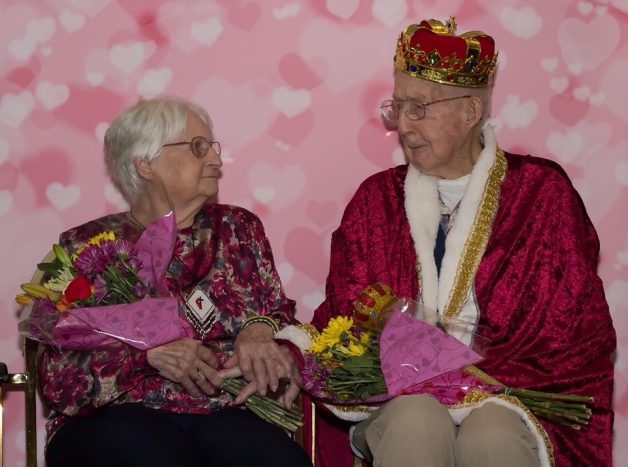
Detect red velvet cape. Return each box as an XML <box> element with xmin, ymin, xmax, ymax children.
<box><xmin>304</xmin><ymin>153</ymin><xmax>616</xmax><ymax>467</ymax></box>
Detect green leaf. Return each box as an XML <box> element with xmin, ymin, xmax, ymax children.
<box><xmin>345</xmin><ymin>356</ymin><xmax>375</xmax><ymax>367</ymax></box>
<box><xmin>37</xmin><ymin>259</ymin><xmax>63</xmax><ymax>273</ymax></box>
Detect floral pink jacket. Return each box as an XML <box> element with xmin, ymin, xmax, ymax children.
<box><xmin>39</xmin><ymin>203</ymin><xmax>298</xmax><ymax>444</ymax></box>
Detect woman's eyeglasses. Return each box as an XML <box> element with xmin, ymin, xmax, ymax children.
<box><xmin>162</xmin><ymin>136</ymin><xmax>221</xmax><ymax>158</ymax></box>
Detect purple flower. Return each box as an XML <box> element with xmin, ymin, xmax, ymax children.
<box><xmin>93</xmin><ymin>275</ymin><xmax>107</xmax><ymax>302</ymax></box>
<box><xmin>124</xmin><ymin>256</ymin><xmax>142</xmax><ymax>272</ymax></box>
<box><xmin>301</xmin><ymin>353</ymin><xmax>332</xmax><ymax>398</ymax></box>
<box><xmin>102</xmin><ymin>239</ymin><xmax>142</xmax><ymax>272</ymax></box>
<box><xmin>74</xmin><ymin>244</ymin><xmax>110</xmax><ymax>277</ymax></box>
<box><xmin>103</xmin><ymin>239</ymin><xmax>136</xmax><ymax>260</ymax></box>
<box><xmin>132</xmin><ymin>282</ymin><xmax>151</xmax><ymax>298</ymax></box>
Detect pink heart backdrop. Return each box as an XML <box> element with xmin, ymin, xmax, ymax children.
<box><xmin>1</xmin><ymin>0</ymin><xmax>627</xmax><ymax>463</ymax></box>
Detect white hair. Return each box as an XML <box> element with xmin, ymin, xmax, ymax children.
<box><xmin>104</xmin><ymin>96</ymin><xmax>212</xmax><ymax>204</ymax></box>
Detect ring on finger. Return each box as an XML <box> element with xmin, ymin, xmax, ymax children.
<box><xmin>194</xmin><ymin>373</ymin><xmax>205</xmax><ymax>384</ymax></box>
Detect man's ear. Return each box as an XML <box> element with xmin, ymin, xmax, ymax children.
<box><xmin>133</xmin><ymin>157</ymin><xmax>154</xmax><ymax>181</ymax></box>
<box><xmin>465</xmin><ymin>96</ymin><xmax>484</xmax><ymax>127</ymax></box>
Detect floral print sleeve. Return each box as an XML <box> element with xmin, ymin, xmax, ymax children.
<box><xmin>40</xmin><ymin>342</ymin><xmax>156</xmax><ymax>416</ymax></box>
<box><xmin>238</xmin><ymin>209</ymin><xmax>297</xmax><ymax>329</ymax></box>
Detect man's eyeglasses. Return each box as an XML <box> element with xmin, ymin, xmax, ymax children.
<box><xmin>162</xmin><ymin>136</ymin><xmax>221</xmax><ymax>158</ymax></box>
<box><xmin>380</xmin><ymin>95</ymin><xmax>472</xmax><ymax>122</ymax></box>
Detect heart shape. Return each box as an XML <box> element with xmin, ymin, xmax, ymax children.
<box><xmin>278</xmin><ymin>53</ymin><xmax>325</xmax><ymax>90</ymax></box>
<box><xmin>268</xmin><ymin>110</ymin><xmax>315</xmax><ymax>147</ymax></box>
<box><xmin>284</xmin><ymin>226</ymin><xmax>330</xmax><ymax>282</ymax></box>
<box><xmin>228</xmin><ymin>2</ymin><xmax>262</xmax><ymax>30</ymax></box>
<box><xmin>306</xmin><ymin>200</ymin><xmax>338</xmax><ymax>228</ymax></box>
<box><xmin>549</xmin><ymin>94</ymin><xmax>589</xmax><ymax>126</ymax></box>
<box><xmin>6</xmin><ymin>57</ymin><xmax>41</xmax><ymax>89</ymax></box>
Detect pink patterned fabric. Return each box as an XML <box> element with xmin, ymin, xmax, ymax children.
<box><xmin>308</xmin><ymin>153</ymin><xmax>616</xmax><ymax>467</ymax></box>
<box><xmin>38</xmin><ymin>202</ymin><xmax>298</xmax><ymax>445</ymax></box>
<box><xmin>380</xmin><ymin>310</ymin><xmax>484</xmax><ymax>396</ymax></box>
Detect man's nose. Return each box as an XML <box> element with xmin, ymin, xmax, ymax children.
<box><xmin>396</xmin><ymin>110</ymin><xmax>413</xmax><ymax>136</ymax></box>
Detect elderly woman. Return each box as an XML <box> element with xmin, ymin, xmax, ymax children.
<box><xmin>41</xmin><ymin>96</ymin><xmax>312</xmax><ymax>467</ymax></box>
<box><xmin>278</xmin><ymin>16</ymin><xmax>616</xmax><ymax>467</ymax></box>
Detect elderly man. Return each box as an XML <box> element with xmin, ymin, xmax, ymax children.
<box><xmin>280</xmin><ymin>16</ymin><xmax>616</xmax><ymax>467</ymax></box>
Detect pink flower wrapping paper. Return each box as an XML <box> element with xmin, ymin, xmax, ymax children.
<box><xmin>380</xmin><ymin>309</ymin><xmax>486</xmax><ymax>397</ymax></box>
<box><xmin>24</xmin><ymin>212</ymin><xmax>195</xmax><ymax>351</ymax></box>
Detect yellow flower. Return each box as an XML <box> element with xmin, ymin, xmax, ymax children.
<box><xmin>340</xmin><ymin>340</ymin><xmax>367</xmax><ymax>356</ymax></box>
<box><xmin>73</xmin><ymin>231</ymin><xmax>116</xmax><ymax>257</ymax></box>
<box><xmin>92</xmin><ymin>231</ymin><xmax>116</xmax><ymax>242</ymax></box>
<box><xmin>309</xmin><ymin>315</ymin><xmax>353</xmax><ymax>351</ymax></box>
<box><xmin>308</xmin><ymin>340</ymin><xmax>329</xmax><ymax>355</ymax></box>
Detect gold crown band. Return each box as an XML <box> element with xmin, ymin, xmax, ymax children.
<box><xmin>394</xmin><ymin>54</ymin><xmax>495</xmax><ymax>87</ymax></box>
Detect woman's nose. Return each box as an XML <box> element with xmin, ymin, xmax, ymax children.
<box><xmin>207</xmin><ymin>147</ymin><xmax>223</xmax><ymax>167</ymax></box>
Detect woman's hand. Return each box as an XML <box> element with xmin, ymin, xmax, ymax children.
<box><xmin>224</xmin><ymin>322</ymin><xmax>293</xmax><ymax>396</ymax></box>
<box><xmin>220</xmin><ymin>345</ymin><xmax>302</xmax><ymax>409</ymax></box>
<box><xmin>147</xmin><ymin>338</ymin><xmax>223</xmax><ymax>398</ymax></box>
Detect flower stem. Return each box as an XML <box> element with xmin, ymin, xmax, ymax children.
<box><xmin>499</xmin><ymin>387</ymin><xmax>593</xmax><ymax>403</ymax></box>
<box><xmin>221</xmin><ymin>378</ymin><xmax>303</xmax><ymax>433</ymax></box>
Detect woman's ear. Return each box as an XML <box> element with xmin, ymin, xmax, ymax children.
<box><xmin>133</xmin><ymin>157</ymin><xmax>154</xmax><ymax>181</ymax></box>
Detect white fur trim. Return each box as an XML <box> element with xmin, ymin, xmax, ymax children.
<box><xmin>324</xmin><ymin>403</ymin><xmax>374</xmax><ymax>422</ymax></box>
<box><xmin>275</xmin><ymin>325</ymin><xmax>312</xmax><ymax>352</ymax></box>
<box><xmin>404</xmin><ymin>168</ymin><xmax>440</xmax><ymax>311</ymax></box>
<box><xmin>448</xmin><ymin>397</ymin><xmax>552</xmax><ymax>467</ymax></box>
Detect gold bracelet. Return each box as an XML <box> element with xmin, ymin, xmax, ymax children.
<box><xmin>241</xmin><ymin>315</ymin><xmax>279</xmax><ymax>334</ymax></box>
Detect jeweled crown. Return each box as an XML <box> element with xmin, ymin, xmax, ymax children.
<box><xmin>394</xmin><ymin>16</ymin><xmax>498</xmax><ymax>88</ymax></box>
<box><xmin>353</xmin><ymin>283</ymin><xmax>397</xmax><ymax>329</ymax></box>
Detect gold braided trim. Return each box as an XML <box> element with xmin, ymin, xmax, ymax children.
<box><xmin>325</xmin><ymin>403</ymin><xmax>377</xmax><ymax>414</ymax></box>
<box><xmin>448</xmin><ymin>389</ymin><xmax>554</xmax><ymax>467</ymax></box>
<box><xmin>296</xmin><ymin>323</ymin><xmax>320</xmax><ymax>342</ymax></box>
<box><xmin>442</xmin><ymin>148</ymin><xmax>507</xmax><ymax>320</ymax></box>
<box><xmin>461</xmin><ymin>364</ymin><xmax>502</xmax><ymax>385</ymax></box>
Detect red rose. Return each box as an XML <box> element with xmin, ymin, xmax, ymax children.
<box><xmin>65</xmin><ymin>275</ymin><xmax>93</xmax><ymax>302</ymax></box>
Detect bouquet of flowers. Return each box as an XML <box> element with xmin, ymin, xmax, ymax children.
<box><xmin>300</xmin><ymin>283</ymin><xmax>593</xmax><ymax>429</ymax></box>
<box><xmin>16</xmin><ymin>213</ymin><xmax>185</xmax><ymax>351</ymax></box>
<box><xmin>16</xmin><ymin>212</ymin><xmax>302</xmax><ymax>433</ymax></box>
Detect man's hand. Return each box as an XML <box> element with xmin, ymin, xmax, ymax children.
<box><xmin>220</xmin><ymin>345</ymin><xmax>301</xmax><ymax>409</ymax></box>
<box><xmin>224</xmin><ymin>322</ymin><xmax>293</xmax><ymax>396</ymax></box>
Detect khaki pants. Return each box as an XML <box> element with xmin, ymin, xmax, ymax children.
<box><xmin>352</xmin><ymin>394</ymin><xmax>539</xmax><ymax>467</ymax></box>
